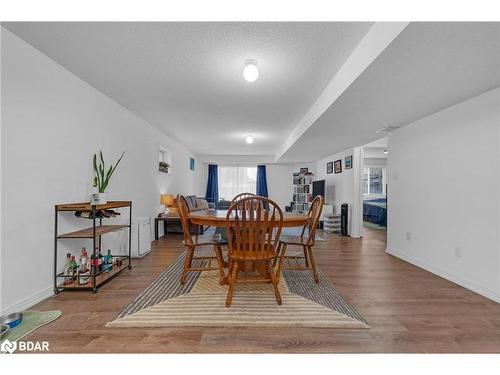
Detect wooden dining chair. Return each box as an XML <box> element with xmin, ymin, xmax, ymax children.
<box><xmin>177</xmin><ymin>195</ymin><xmax>225</xmax><ymax>285</ymax></box>
<box><xmin>231</xmin><ymin>192</ymin><xmax>264</xmax><ymax>210</ymax></box>
<box><xmin>225</xmin><ymin>196</ymin><xmax>284</xmax><ymax>307</ymax></box>
<box><xmin>275</xmin><ymin>195</ymin><xmax>324</xmax><ymax>283</ymax></box>
<box><xmin>231</xmin><ymin>192</ymin><xmax>256</xmax><ymax>205</ymax></box>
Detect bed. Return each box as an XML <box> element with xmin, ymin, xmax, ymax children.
<box><xmin>363</xmin><ymin>197</ymin><xmax>387</xmax><ymax>227</ymax></box>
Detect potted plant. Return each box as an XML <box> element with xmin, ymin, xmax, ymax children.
<box><xmin>159</xmin><ymin>161</ymin><xmax>170</xmax><ymax>173</ymax></box>
<box><xmin>91</xmin><ymin>151</ymin><xmax>125</xmax><ymax>205</ymax></box>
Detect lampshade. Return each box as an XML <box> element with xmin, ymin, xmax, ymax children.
<box><xmin>161</xmin><ymin>194</ymin><xmax>174</xmax><ymax>206</ymax></box>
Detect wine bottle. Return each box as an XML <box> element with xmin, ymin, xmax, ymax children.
<box><xmin>97</xmin><ymin>248</ymin><xmax>103</xmax><ymax>272</ymax></box>
<box><xmin>90</xmin><ymin>253</ymin><xmax>97</xmax><ymax>274</ymax></box>
<box><xmin>78</xmin><ymin>247</ymin><xmax>90</xmax><ymax>285</ymax></box>
<box><xmin>69</xmin><ymin>256</ymin><xmax>78</xmax><ymax>283</ymax></box>
<box><xmin>106</xmin><ymin>249</ymin><xmax>113</xmax><ymax>272</ymax></box>
<box><xmin>64</xmin><ymin>253</ymin><xmax>73</xmax><ymax>285</ymax></box>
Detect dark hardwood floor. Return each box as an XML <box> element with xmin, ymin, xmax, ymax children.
<box><xmin>27</xmin><ymin>228</ymin><xmax>500</xmax><ymax>353</ymax></box>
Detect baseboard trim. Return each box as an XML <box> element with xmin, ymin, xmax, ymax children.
<box><xmin>1</xmin><ymin>285</ymin><xmax>53</xmax><ymax>315</ymax></box>
<box><xmin>386</xmin><ymin>247</ymin><xmax>500</xmax><ymax>303</ymax></box>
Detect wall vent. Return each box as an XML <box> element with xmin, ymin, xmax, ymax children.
<box><xmin>376</xmin><ymin>126</ymin><xmax>400</xmax><ymax>134</ymax></box>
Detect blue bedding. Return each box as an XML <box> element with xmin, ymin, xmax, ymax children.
<box><xmin>363</xmin><ymin>198</ymin><xmax>387</xmax><ymax>226</ymax></box>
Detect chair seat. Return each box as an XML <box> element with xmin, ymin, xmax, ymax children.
<box><xmin>229</xmin><ymin>251</ymin><xmax>276</xmax><ymax>261</ymax></box>
<box><xmin>184</xmin><ymin>233</ymin><xmax>222</xmax><ymax>246</ymax></box>
<box><xmin>279</xmin><ymin>235</ymin><xmax>309</xmax><ymax>246</ymax></box>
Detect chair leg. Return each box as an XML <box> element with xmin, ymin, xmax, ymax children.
<box><xmin>214</xmin><ymin>243</ymin><xmax>225</xmax><ymax>285</ymax></box>
<box><xmin>302</xmin><ymin>245</ymin><xmax>310</xmax><ymax>267</ymax></box>
<box><xmin>307</xmin><ymin>246</ymin><xmax>320</xmax><ymax>284</ymax></box>
<box><xmin>225</xmin><ymin>260</ymin><xmax>239</xmax><ymax>307</ymax></box>
<box><xmin>276</xmin><ymin>243</ymin><xmax>288</xmax><ymax>282</ymax></box>
<box><xmin>266</xmin><ymin>260</ymin><xmax>282</xmax><ymax>305</ymax></box>
<box><xmin>273</xmin><ymin>242</ymin><xmax>282</xmax><ymax>268</ymax></box>
<box><xmin>180</xmin><ymin>246</ymin><xmax>194</xmax><ymax>285</ymax></box>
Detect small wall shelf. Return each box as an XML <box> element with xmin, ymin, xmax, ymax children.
<box><xmin>54</xmin><ymin>201</ymin><xmax>132</xmax><ymax>293</ymax></box>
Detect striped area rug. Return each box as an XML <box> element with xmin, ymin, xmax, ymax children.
<box><xmin>107</xmin><ymin>252</ymin><xmax>368</xmax><ymax>329</ymax></box>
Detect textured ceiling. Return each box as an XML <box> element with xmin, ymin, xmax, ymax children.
<box><xmin>4</xmin><ymin>22</ymin><xmax>499</xmax><ymax>162</ymax></box>
<box><xmin>278</xmin><ymin>22</ymin><xmax>500</xmax><ymax>162</ymax></box>
<box><xmin>4</xmin><ymin>22</ymin><xmax>373</xmax><ymax>155</ymax></box>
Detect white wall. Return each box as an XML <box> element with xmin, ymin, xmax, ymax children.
<box><xmin>0</xmin><ymin>29</ymin><xmax>198</xmax><ymax>314</ymax></box>
<box><xmin>266</xmin><ymin>164</ymin><xmax>294</xmax><ymax>209</ymax></box>
<box><xmin>315</xmin><ymin>148</ymin><xmax>362</xmax><ymax>237</ymax></box>
<box><xmin>387</xmin><ymin>87</ymin><xmax>500</xmax><ymax>302</ymax></box>
<box><xmin>193</xmin><ymin>161</ymin><xmax>208</xmax><ymax>197</ymax></box>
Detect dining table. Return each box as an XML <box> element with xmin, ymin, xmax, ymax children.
<box><xmin>188</xmin><ymin>209</ymin><xmax>309</xmax><ymax>228</ymax></box>
<box><xmin>188</xmin><ymin>209</ymin><xmax>309</xmax><ymax>279</ymax></box>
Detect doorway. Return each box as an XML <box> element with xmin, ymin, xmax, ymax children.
<box><xmin>360</xmin><ymin>138</ymin><xmax>388</xmax><ymax>233</ymax></box>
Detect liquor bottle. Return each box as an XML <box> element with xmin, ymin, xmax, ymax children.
<box><xmin>79</xmin><ymin>247</ymin><xmax>89</xmax><ymax>268</ymax></box>
<box><xmin>90</xmin><ymin>252</ymin><xmax>97</xmax><ymax>274</ymax></box>
<box><xmin>106</xmin><ymin>249</ymin><xmax>113</xmax><ymax>272</ymax></box>
<box><xmin>69</xmin><ymin>256</ymin><xmax>78</xmax><ymax>283</ymax></box>
<box><xmin>63</xmin><ymin>253</ymin><xmax>73</xmax><ymax>285</ymax></box>
<box><xmin>97</xmin><ymin>248</ymin><xmax>103</xmax><ymax>272</ymax></box>
<box><xmin>78</xmin><ymin>247</ymin><xmax>90</xmax><ymax>285</ymax></box>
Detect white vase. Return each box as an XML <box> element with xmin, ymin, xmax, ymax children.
<box><xmin>90</xmin><ymin>192</ymin><xmax>107</xmax><ymax>205</ymax></box>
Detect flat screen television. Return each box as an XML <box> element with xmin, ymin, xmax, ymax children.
<box><xmin>312</xmin><ymin>179</ymin><xmax>325</xmax><ymax>200</ymax></box>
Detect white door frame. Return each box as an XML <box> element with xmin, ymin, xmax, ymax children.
<box><xmin>350</xmin><ymin>146</ymin><xmax>364</xmax><ymax>238</ymax></box>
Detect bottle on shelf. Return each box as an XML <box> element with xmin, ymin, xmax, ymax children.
<box><xmin>96</xmin><ymin>247</ymin><xmax>103</xmax><ymax>272</ymax></box>
<box><xmin>90</xmin><ymin>252</ymin><xmax>97</xmax><ymax>275</ymax></box>
<box><xmin>63</xmin><ymin>253</ymin><xmax>73</xmax><ymax>285</ymax></box>
<box><xmin>69</xmin><ymin>255</ymin><xmax>78</xmax><ymax>283</ymax></box>
<box><xmin>78</xmin><ymin>247</ymin><xmax>90</xmax><ymax>285</ymax></box>
<box><xmin>106</xmin><ymin>249</ymin><xmax>113</xmax><ymax>272</ymax></box>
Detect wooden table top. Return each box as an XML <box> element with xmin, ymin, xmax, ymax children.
<box><xmin>188</xmin><ymin>209</ymin><xmax>308</xmax><ymax>228</ymax></box>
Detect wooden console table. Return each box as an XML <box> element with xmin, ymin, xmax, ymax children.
<box><xmin>154</xmin><ymin>214</ymin><xmax>180</xmax><ymax>240</ymax></box>
<box><xmin>154</xmin><ymin>212</ymin><xmax>205</xmax><ymax>240</ymax></box>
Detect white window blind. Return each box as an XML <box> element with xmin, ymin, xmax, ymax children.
<box><xmin>219</xmin><ymin>166</ymin><xmax>257</xmax><ymax>201</ymax></box>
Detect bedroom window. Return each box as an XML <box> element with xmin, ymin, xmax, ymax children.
<box><xmin>363</xmin><ymin>167</ymin><xmax>386</xmax><ymax>195</ymax></box>
<box><xmin>219</xmin><ymin>166</ymin><xmax>257</xmax><ymax>200</ymax></box>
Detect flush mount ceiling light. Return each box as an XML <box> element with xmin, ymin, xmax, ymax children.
<box><xmin>243</xmin><ymin>60</ymin><xmax>259</xmax><ymax>82</ymax></box>
<box><xmin>245</xmin><ymin>135</ymin><xmax>254</xmax><ymax>144</ymax></box>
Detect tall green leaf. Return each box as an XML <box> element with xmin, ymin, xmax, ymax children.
<box><xmin>92</xmin><ymin>150</ymin><xmax>125</xmax><ymax>193</ymax></box>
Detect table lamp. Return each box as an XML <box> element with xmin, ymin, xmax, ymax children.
<box><xmin>161</xmin><ymin>194</ymin><xmax>174</xmax><ymax>214</ymax></box>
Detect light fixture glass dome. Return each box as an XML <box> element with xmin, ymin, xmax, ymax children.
<box><xmin>245</xmin><ymin>135</ymin><xmax>254</xmax><ymax>144</ymax></box>
<box><xmin>243</xmin><ymin>60</ymin><xmax>259</xmax><ymax>82</ymax></box>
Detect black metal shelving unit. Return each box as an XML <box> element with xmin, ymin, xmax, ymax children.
<box><xmin>54</xmin><ymin>201</ymin><xmax>132</xmax><ymax>293</ymax></box>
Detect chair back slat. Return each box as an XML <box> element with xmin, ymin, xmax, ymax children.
<box><xmin>231</xmin><ymin>192</ymin><xmax>255</xmax><ymax>203</ymax></box>
<box><xmin>231</xmin><ymin>192</ymin><xmax>264</xmax><ymax>211</ymax></box>
<box><xmin>226</xmin><ymin>196</ymin><xmax>283</xmax><ymax>260</ymax></box>
<box><xmin>302</xmin><ymin>195</ymin><xmax>324</xmax><ymax>245</ymax></box>
<box><xmin>177</xmin><ymin>194</ymin><xmax>194</xmax><ymax>246</ymax></box>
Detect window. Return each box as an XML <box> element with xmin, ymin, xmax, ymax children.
<box><xmin>219</xmin><ymin>166</ymin><xmax>257</xmax><ymax>200</ymax></box>
<box><xmin>363</xmin><ymin>167</ymin><xmax>386</xmax><ymax>195</ymax></box>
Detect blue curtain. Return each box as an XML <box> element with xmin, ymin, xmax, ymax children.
<box><xmin>205</xmin><ymin>164</ymin><xmax>219</xmax><ymax>209</ymax></box>
<box><xmin>256</xmin><ymin>165</ymin><xmax>268</xmax><ymax>198</ymax></box>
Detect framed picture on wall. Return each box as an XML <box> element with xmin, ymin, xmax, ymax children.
<box><xmin>189</xmin><ymin>157</ymin><xmax>195</xmax><ymax>171</ymax></box>
<box><xmin>345</xmin><ymin>155</ymin><xmax>353</xmax><ymax>169</ymax></box>
<box><xmin>334</xmin><ymin>159</ymin><xmax>342</xmax><ymax>173</ymax></box>
<box><xmin>300</xmin><ymin>167</ymin><xmax>308</xmax><ymax>174</ymax></box>
<box><xmin>327</xmin><ymin>162</ymin><xmax>333</xmax><ymax>174</ymax></box>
